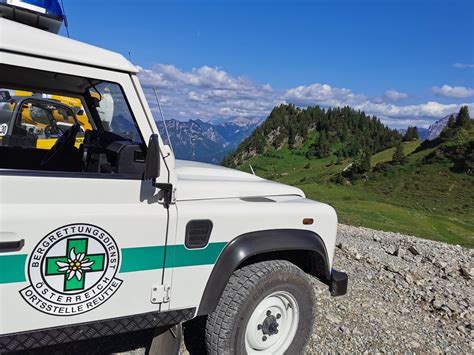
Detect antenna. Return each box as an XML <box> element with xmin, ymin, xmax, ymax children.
<box><xmin>60</xmin><ymin>0</ymin><xmax>70</xmax><ymax>38</ymax></box>
<box><xmin>249</xmin><ymin>164</ymin><xmax>256</xmax><ymax>175</ymax></box>
<box><xmin>152</xmin><ymin>88</ymin><xmax>174</xmax><ymax>154</ymax></box>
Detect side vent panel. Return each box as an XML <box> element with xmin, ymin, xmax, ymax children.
<box><xmin>185</xmin><ymin>220</ymin><xmax>213</xmax><ymax>249</ymax></box>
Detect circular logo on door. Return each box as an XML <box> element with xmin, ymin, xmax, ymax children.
<box><xmin>20</xmin><ymin>224</ymin><xmax>123</xmax><ymax>316</ymax></box>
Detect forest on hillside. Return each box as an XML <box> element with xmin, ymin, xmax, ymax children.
<box><xmin>223</xmin><ymin>104</ymin><xmax>401</xmax><ymax>167</ymax></box>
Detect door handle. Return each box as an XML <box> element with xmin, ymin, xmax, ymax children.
<box><xmin>0</xmin><ymin>239</ymin><xmax>25</xmax><ymax>253</ymax></box>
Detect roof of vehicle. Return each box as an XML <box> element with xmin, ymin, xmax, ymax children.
<box><xmin>0</xmin><ymin>18</ymin><xmax>138</xmax><ymax>73</ymax></box>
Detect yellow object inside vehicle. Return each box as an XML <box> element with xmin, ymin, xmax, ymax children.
<box><xmin>51</xmin><ymin>95</ymin><xmax>93</xmax><ymax>131</ymax></box>
<box><xmin>2</xmin><ymin>91</ymin><xmax>92</xmax><ymax>150</ymax></box>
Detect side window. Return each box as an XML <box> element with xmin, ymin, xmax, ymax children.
<box><xmin>0</xmin><ymin>65</ymin><xmax>147</xmax><ymax>178</ymax></box>
<box><xmin>91</xmin><ymin>83</ymin><xmax>142</xmax><ymax>143</ymax></box>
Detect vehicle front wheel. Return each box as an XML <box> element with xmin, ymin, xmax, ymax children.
<box><xmin>205</xmin><ymin>260</ymin><xmax>316</xmax><ymax>354</ymax></box>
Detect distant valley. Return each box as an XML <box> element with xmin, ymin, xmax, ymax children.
<box><xmin>156</xmin><ymin>118</ymin><xmax>260</xmax><ymax>164</ymax></box>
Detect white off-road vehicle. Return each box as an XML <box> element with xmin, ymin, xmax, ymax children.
<box><xmin>0</xmin><ymin>2</ymin><xmax>347</xmax><ymax>354</ymax></box>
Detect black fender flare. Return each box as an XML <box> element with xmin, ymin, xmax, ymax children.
<box><xmin>197</xmin><ymin>229</ymin><xmax>330</xmax><ymax>316</ymax></box>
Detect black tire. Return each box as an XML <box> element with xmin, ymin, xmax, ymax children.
<box><xmin>205</xmin><ymin>260</ymin><xmax>315</xmax><ymax>355</ymax></box>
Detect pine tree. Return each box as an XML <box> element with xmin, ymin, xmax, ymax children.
<box><xmin>403</xmin><ymin>126</ymin><xmax>419</xmax><ymax>141</ymax></box>
<box><xmin>447</xmin><ymin>114</ymin><xmax>456</xmax><ymax>129</ymax></box>
<box><xmin>403</xmin><ymin>128</ymin><xmax>410</xmax><ymax>142</ymax></box>
<box><xmin>317</xmin><ymin>131</ymin><xmax>330</xmax><ymax>157</ymax></box>
<box><xmin>255</xmin><ymin>137</ymin><xmax>265</xmax><ymax>154</ymax></box>
<box><xmin>308</xmin><ymin>131</ymin><xmax>330</xmax><ymax>158</ymax></box>
<box><xmin>336</xmin><ymin>151</ymin><xmax>343</xmax><ymax>165</ymax></box>
<box><xmin>440</xmin><ymin>115</ymin><xmax>456</xmax><ymax>141</ymax></box>
<box><xmin>392</xmin><ymin>141</ymin><xmax>408</xmax><ymax>165</ymax></box>
<box><xmin>358</xmin><ymin>149</ymin><xmax>372</xmax><ymax>173</ymax></box>
<box><xmin>455</xmin><ymin>106</ymin><xmax>471</xmax><ymax>128</ymax></box>
<box><xmin>288</xmin><ymin>126</ymin><xmax>296</xmax><ymax>148</ymax></box>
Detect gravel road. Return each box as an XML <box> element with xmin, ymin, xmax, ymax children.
<box><xmin>182</xmin><ymin>224</ymin><xmax>473</xmax><ymax>354</ymax></box>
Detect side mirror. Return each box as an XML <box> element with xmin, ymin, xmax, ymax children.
<box><xmin>144</xmin><ymin>134</ymin><xmax>161</xmax><ymax>181</ymax></box>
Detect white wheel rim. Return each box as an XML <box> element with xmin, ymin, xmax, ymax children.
<box><xmin>244</xmin><ymin>291</ymin><xmax>299</xmax><ymax>354</ymax></box>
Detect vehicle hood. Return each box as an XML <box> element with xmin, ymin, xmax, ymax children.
<box><xmin>175</xmin><ymin>160</ymin><xmax>305</xmax><ymax>201</ymax></box>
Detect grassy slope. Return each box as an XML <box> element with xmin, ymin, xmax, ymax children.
<box><xmin>371</xmin><ymin>141</ymin><xmax>421</xmax><ymax>165</ymax></box>
<box><xmin>239</xmin><ymin>141</ymin><xmax>474</xmax><ymax>248</ymax></box>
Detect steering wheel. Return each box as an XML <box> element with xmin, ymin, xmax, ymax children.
<box><xmin>44</xmin><ymin>121</ymin><xmax>66</xmax><ymax>137</ymax></box>
<box><xmin>41</xmin><ymin>123</ymin><xmax>81</xmax><ymax>169</ymax></box>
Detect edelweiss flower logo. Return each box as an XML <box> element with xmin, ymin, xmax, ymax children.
<box><xmin>56</xmin><ymin>248</ymin><xmax>95</xmax><ymax>281</ymax></box>
<box><xmin>20</xmin><ymin>224</ymin><xmax>123</xmax><ymax>316</ymax></box>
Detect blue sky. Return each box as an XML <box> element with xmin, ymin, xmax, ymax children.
<box><xmin>62</xmin><ymin>0</ymin><xmax>473</xmax><ymax>128</ymax></box>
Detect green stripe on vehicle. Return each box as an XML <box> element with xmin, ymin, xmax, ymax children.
<box><xmin>165</xmin><ymin>242</ymin><xmax>227</xmax><ymax>269</ymax></box>
<box><xmin>120</xmin><ymin>242</ymin><xmax>227</xmax><ymax>273</ymax></box>
<box><xmin>0</xmin><ymin>254</ymin><xmax>27</xmax><ymax>284</ymax></box>
<box><xmin>0</xmin><ymin>242</ymin><xmax>227</xmax><ymax>284</ymax></box>
<box><xmin>119</xmin><ymin>246</ymin><xmax>165</xmax><ymax>273</ymax></box>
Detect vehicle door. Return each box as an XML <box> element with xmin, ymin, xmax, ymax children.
<box><xmin>0</xmin><ymin>61</ymin><xmax>171</xmax><ymax>337</ymax></box>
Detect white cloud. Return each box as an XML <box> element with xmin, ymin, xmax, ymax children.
<box><xmin>432</xmin><ymin>85</ymin><xmax>474</xmax><ymax>99</ymax></box>
<box><xmin>356</xmin><ymin>101</ymin><xmax>473</xmax><ymax>120</ymax></box>
<box><xmin>284</xmin><ymin>82</ymin><xmax>474</xmax><ymax>124</ymax></box>
<box><xmin>383</xmin><ymin>89</ymin><xmax>409</xmax><ymax>102</ymax></box>
<box><xmin>453</xmin><ymin>63</ymin><xmax>474</xmax><ymax>69</ymax></box>
<box><xmin>187</xmin><ymin>91</ymin><xmax>207</xmax><ymax>102</ymax></box>
<box><xmin>285</xmin><ymin>83</ymin><xmax>366</xmax><ymax>107</ymax></box>
<box><xmin>138</xmin><ymin>64</ymin><xmax>278</xmax><ymax>123</ymax></box>
<box><xmin>138</xmin><ymin>63</ymin><xmax>473</xmax><ymax>128</ymax></box>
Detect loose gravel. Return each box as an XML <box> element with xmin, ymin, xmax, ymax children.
<box><xmin>306</xmin><ymin>224</ymin><xmax>473</xmax><ymax>353</ymax></box>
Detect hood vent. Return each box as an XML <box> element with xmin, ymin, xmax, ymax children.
<box><xmin>240</xmin><ymin>197</ymin><xmax>275</xmax><ymax>202</ymax></box>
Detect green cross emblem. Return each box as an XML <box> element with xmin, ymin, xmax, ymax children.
<box><xmin>45</xmin><ymin>238</ymin><xmax>105</xmax><ymax>292</ymax></box>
